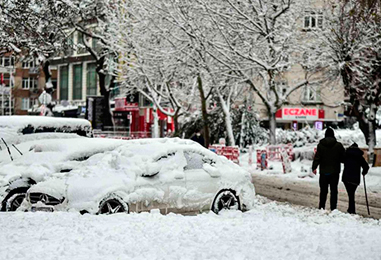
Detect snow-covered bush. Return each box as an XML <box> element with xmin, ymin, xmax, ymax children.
<box><xmin>275</xmin><ymin>127</ymin><xmax>322</xmax><ymax>147</ymax></box>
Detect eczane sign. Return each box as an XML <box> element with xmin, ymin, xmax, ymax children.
<box><xmin>282</xmin><ymin>108</ymin><xmax>318</xmax><ymax>120</ymax></box>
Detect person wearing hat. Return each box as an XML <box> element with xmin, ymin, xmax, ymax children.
<box><xmin>312</xmin><ymin>127</ymin><xmax>345</xmax><ymax>210</ymax></box>
<box><xmin>342</xmin><ymin>142</ymin><xmax>369</xmax><ymax>214</ymax></box>
<box><xmin>191</xmin><ymin>129</ymin><xmax>206</xmax><ymax>147</ymax></box>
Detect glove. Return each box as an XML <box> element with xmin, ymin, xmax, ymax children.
<box><xmin>362</xmin><ymin>171</ymin><xmax>367</xmax><ymax>176</ymax></box>
<box><xmin>313</xmin><ymin>169</ymin><xmax>317</xmax><ymax>175</ymax></box>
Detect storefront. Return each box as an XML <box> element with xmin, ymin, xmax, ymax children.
<box><xmin>113</xmin><ymin>97</ymin><xmax>174</xmax><ymax>137</ymax></box>
<box><xmin>275</xmin><ymin>107</ymin><xmax>326</xmax><ymax>130</ymax></box>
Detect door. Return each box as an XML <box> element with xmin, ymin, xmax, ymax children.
<box><xmin>183</xmin><ymin>151</ymin><xmax>220</xmax><ymax>212</ymax></box>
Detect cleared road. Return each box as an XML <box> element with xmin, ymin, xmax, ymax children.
<box><xmin>252</xmin><ymin>174</ymin><xmax>381</xmax><ymax>219</ymax></box>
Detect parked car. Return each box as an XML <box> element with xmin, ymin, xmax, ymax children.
<box><xmin>0</xmin><ymin>116</ymin><xmax>92</xmax><ymax>146</ymax></box>
<box><xmin>15</xmin><ymin>138</ymin><xmax>255</xmax><ymax>215</ymax></box>
<box><xmin>0</xmin><ymin>135</ymin><xmax>122</xmax><ymax>212</ymax></box>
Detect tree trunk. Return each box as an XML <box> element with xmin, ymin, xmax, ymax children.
<box><xmin>216</xmin><ymin>87</ymin><xmax>235</xmax><ymax>146</ymax></box>
<box><xmin>152</xmin><ymin>104</ymin><xmax>160</xmax><ymax>138</ymax></box>
<box><xmin>173</xmin><ymin>109</ymin><xmax>180</xmax><ymax>137</ymax></box>
<box><xmin>239</xmin><ymin>110</ymin><xmax>246</xmax><ymax>148</ymax></box>
<box><xmin>40</xmin><ymin>58</ymin><xmax>54</xmax><ymax>116</ymax></box>
<box><xmin>197</xmin><ymin>75</ymin><xmax>210</xmax><ymax>147</ymax></box>
<box><xmin>269</xmin><ymin>111</ymin><xmax>277</xmax><ymax>145</ymax></box>
<box><xmin>368</xmin><ymin>119</ymin><xmax>376</xmax><ymax>164</ymax></box>
<box><xmin>96</xmin><ymin>56</ymin><xmax>113</xmax><ymax>129</ymax></box>
<box><xmin>42</xmin><ymin>59</ymin><xmax>52</xmax><ymax>91</ymax></box>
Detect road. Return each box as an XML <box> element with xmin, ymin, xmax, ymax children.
<box><xmin>252</xmin><ymin>173</ymin><xmax>381</xmax><ymax>219</ymax></box>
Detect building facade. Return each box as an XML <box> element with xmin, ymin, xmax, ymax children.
<box><xmin>254</xmin><ymin>1</ymin><xmax>346</xmax><ymax>130</ymax></box>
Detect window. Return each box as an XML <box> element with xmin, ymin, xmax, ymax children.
<box><xmin>3</xmin><ymin>57</ymin><xmax>10</xmax><ymax>67</ymax></box>
<box><xmin>86</xmin><ymin>63</ymin><xmax>97</xmax><ymax>95</ymax></box>
<box><xmin>0</xmin><ymin>56</ymin><xmax>13</xmax><ymax>67</ymax></box>
<box><xmin>51</xmin><ymin>79</ymin><xmax>57</xmax><ymax>90</ymax></box>
<box><xmin>72</xmin><ymin>64</ymin><xmax>83</xmax><ymax>100</ymax></box>
<box><xmin>64</xmin><ymin>35</ymin><xmax>74</xmax><ymax>56</ymax></box>
<box><xmin>277</xmin><ymin>81</ymin><xmax>288</xmax><ymax>97</ymax></box>
<box><xmin>303</xmin><ymin>84</ymin><xmax>321</xmax><ymax>103</ymax></box>
<box><xmin>22</xmin><ymin>60</ymin><xmax>35</xmax><ymax>68</ymax></box>
<box><xmin>184</xmin><ymin>152</ymin><xmax>204</xmax><ymax>170</ymax></box>
<box><xmin>77</xmin><ymin>32</ymin><xmax>87</xmax><ymax>54</ymax></box>
<box><xmin>22</xmin><ymin>78</ymin><xmax>37</xmax><ymax>89</ymax></box>
<box><xmin>304</xmin><ymin>10</ymin><xmax>324</xmax><ymax>29</ymax></box>
<box><xmin>21</xmin><ymin>98</ymin><xmax>30</xmax><ymax>110</ymax></box>
<box><xmin>60</xmin><ymin>66</ymin><xmax>69</xmax><ymax>100</ymax></box>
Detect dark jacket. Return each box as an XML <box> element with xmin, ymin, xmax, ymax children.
<box><xmin>191</xmin><ymin>134</ymin><xmax>205</xmax><ymax>147</ymax></box>
<box><xmin>342</xmin><ymin>144</ymin><xmax>369</xmax><ymax>185</ymax></box>
<box><xmin>312</xmin><ymin>136</ymin><xmax>345</xmax><ymax>175</ymax></box>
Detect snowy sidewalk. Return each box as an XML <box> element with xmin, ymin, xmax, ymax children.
<box><xmin>251</xmin><ymin>173</ymin><xmax>381</xmax><ymax>219</ymax></box>
<box><xmin>1</xmin><ymin>199</ymin><xmax>380</xmax><ymax>260</ymax></box>
<box><xmin>240</xmin><ymin>152</ymin><xmax>381</xmax><ymax>219</ymax></box>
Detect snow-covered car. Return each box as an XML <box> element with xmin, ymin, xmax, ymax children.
<box><xmin>0</xmin><ymin>116</ymin><xmax>92</xmax><ymax>147</ymax></box>
<box><xmin>19</xmin><ymin>138</ymin><xmax>255</xmax><ymax>215</ymax></box>
<box><xmin>0</xmin><ymin>137</ymin><xmax>125</xmax><ymax>211</ymax></box>
<box><xmin>0</xmin><ymin>116</ymin><xmax>94</xmax><ymax>211</ymax></box>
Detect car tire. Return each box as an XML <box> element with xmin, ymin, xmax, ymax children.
<box><xmin>211</xmin><ymin>189</ymin><xmax>241</xmax><ymax>214</ymax></box>
<box><xmin>98</xmin><ymin>195</ymin><xmax>129</xmax><ymax>215</ymax></box>
<box><xmin>1</xmin><ymin>187</ymin><xmax>29</xmax><ymax>212</ymax></box>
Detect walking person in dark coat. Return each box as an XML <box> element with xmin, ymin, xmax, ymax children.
<box><xmin>312</xmin><ymin>128</ymin><xmax>345</xmax><ymax>210</ymax></box>
<box><xmin>342</xmin><ymin>142</ymin><xmax>370</xmax><ymax>214</ymax></box>
<box><xmin>191</xmin><ymin>129</ymin><xmax>205</xmax><ymax>147</ymax></box>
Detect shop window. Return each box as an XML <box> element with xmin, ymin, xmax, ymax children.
<box><xmin>304</xmin><ymin>10</ymin><xmax>324</xmax><ymax>30</ymax></box>
<box><xmin>72</xmin><ymin>64</ymin><xmax>83</xmax><ymax>100</ymax></box>
<box><xmin>60</xmin><ymin>66</ymin><xmax>69</xmax><ymax>100</ymax></box>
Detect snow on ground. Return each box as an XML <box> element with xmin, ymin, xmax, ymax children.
<box><xmin>239</xmin><ymin>127</ymin><xmax>381</xmax><ymax>193</ymax></box>
<box><xmin>240</xmin><ymin>151</ymin><xmax>381</xmax><ymax>193</ymax></box>
<box><xmin>0</xmin><ymin>198</ymin><xmax>380</xmax><ymax>260</ymax></box>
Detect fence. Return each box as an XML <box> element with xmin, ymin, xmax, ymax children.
<box><xmin>266</xmin><ymin>144</ymin><xmax>294</xmax><ymax>161</ymax></box>
<box><xmin>209</xmin><ymin>145</ymin><xmax>240</xmax><ymax>164</ymax></box>
<box><xmin>93</xmin><ymin>130</ymin><xmax>150</xmax><ymax>140</ymax></box>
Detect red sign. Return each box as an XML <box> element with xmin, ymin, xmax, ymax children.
<box><xmin>282</xmin><ymin>108</ymin><xmax>318</xmax><ymax>120</ymax></box>
<box><xmin>114</xmin><ymin>97</ymin><xmax>139</xmax><ymax>111</ymax></box>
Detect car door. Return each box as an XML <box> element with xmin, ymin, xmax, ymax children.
<box><xmin>183</xmin><ymin>150</ymin><xmax>220</xmax><ymax>212</ymax></box>
<box><xmin>137</xmin><ymin>151</ymin><xmax>187</xmax><ymax>214</ymax></box>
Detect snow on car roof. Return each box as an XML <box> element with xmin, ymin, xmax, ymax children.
<box><xmin>0</xmin><ymin>116</ymin><xmax>91</xmax><ymax>131</ymax></box>
<box><xmin>0</xmin><ymin>116</ymin><xmax>92</xmax><ymax>145</ymax></box>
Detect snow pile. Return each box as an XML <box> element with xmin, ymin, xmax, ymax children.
<box><xmin>275</xmin><ymin>126</ymin><xmax>379</xmax><ymax>148</ymax></box>
<box><xmin>0</xmin><ymin>200</ymin><xmax>380</xmax><ymax>260</ymax></box>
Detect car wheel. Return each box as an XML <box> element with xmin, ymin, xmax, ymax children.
<box><xmin>98</xmin><ymin>197</ymin><xmax>128</xmax><ymax>215</ymax></box>
<box><xmin>1</xmin><ymin>187</ymin><xmax>28</xmax><ymax>212</ymax></box>
<box><xmin>211</xmin><ymin>189</ymin><xmax>241</xmax><ymax>214</ymax></box>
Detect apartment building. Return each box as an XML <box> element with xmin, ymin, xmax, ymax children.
<box><xmin>0</xmin><ymin>54</ymin><xmax>15</xmax><ymax>115</ymax></box>
<box><xmin>254</xmin><ymin>2</ymin><xmax>346</xmax><ymax>130</ymax></box>
<box><xmin>51</xmin><ymin>31</ymin><xmax>102</xmax><ymax>107</ymax></box>
<box><xmin>0</xmin><ymin>52</ymin><xmax>60</xmax><ymax>116</ymax></box>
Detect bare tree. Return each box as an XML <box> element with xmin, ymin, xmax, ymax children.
<box><xmin>321</xmin><ymin>0</ymin><xmax>381</xmax><ymax>157</ymax></box>
<box><xmin>0</xmin><ymin>0</ymin><xmax>116</xmax><ymax>127</ymax></box>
